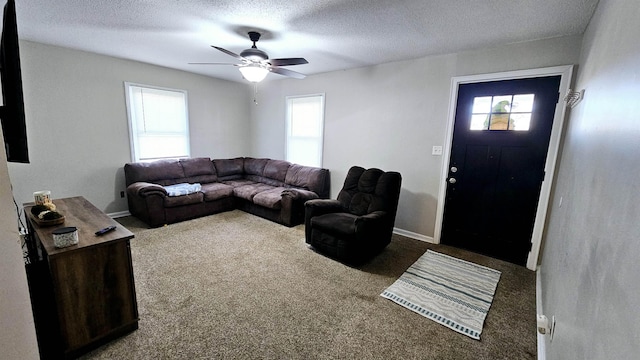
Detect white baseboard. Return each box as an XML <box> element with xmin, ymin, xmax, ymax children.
<box><xmin>108</xmin><ymin>210</ymin><xmax>131</xmax><ymax>219</ymax></box>
<box><xmin>393</xmin><ymin>227</ymin><xmax>435</xmax><ymax>243</ymax></box>
<box><xmin>106</xmin><ymin>214</ymin><xmax>435</xmax><ymax>243</ymax></box>
<box><xmin>103</xmin><ymin>213</ymin><xmax>439</xmax><ymax>242</ymax></box>
<box><xmin>536</xmin><ymin>267</ymin><xmax>546</xmax><ymax>360</ymax></box>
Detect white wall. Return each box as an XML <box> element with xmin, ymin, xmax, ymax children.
<box><xmin>250</xmin><ymin>35</ymin><xmax>583</xmax><ymax>238</ymax></box>
<box><xmin>540</xmin><ymin>0</ymin><xmax>640</xmax><ymax>358</ymax></box>
<box><xmin>0</xmin><ymin>126</ymin><xmax>39</xmax><ymax>358</ymax></box>
<box><xmin>7</xmin><ymin>41</ymin><xmax>251</xmax><ymax>214</ymax></box>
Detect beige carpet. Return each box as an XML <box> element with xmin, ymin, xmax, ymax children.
<box><xmin>80</xmin><ymin>210</ymin><xmax>536</xmax><ymax>359</ymax></box>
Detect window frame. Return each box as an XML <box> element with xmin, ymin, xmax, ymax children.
<box><xmin>124</xmin><ymin>82</ymin><xmax>191</xmax><ymax>162</ymax></box>
<box><xmin>285</xmin><ymin>93</ymin><xmax>326</xmax><ymax>168</ymax></box>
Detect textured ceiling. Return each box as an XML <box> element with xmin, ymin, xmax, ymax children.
<box><xmin>14</xmin><ymin>0</ymin><xmax>599</xmax><ymax>83</ymax></box>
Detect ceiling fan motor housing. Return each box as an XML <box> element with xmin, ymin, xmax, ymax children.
<box><xmin>240</xmin><ymin>47</ymin><xmax>268</xmax><ymax>61</ymax></box>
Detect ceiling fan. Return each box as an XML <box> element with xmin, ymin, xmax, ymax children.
<box><xmin>190</xmin><ymin>31</ymin><xmax>308</xmax><ymax>83</ymax></box>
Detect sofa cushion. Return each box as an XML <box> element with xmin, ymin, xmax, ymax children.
<box><xmin>264</xmin><ymin>160</ymin><xmax>291</xmax><ymax>182</ymax></box>
<box><xmin>213</xmin><ymin>158</ymin><xmax>245</xmax><ymax>180</ymax></box>
<box><xmin>252</xmin><ymin>187</ymin><xmax>287</xmax><ymax>209</ymax></box>
<box><xmin>180</xmin><ymin>159</ymin><xmax>217</xmax><ymax>184</ymax></box>
<box><xmin>243</xmin><ymin>157</ymin><xmax>268</xmax><ymax>176</ymax></box>
<box><xmin>180</xmin><ymin>157</ymin><xmax>214</xmax><ymax>176</ymax></box>
<box><xmin>285</xmin><ymin>164</ymin><xmax>329</xmax><ymax>197</ymax></box>
<box><xmin>200</xmin><ymin>182</ymin><xmax>234</xmax><ymax>201</ymax></box>
<box><xmin>223</xmin><ymin>179</ymin><xmax>256</xmax><ymax>188</ymax></box>
<box><xmin>233</xmin><ymin>183</ymin><xmax>276</xmax><ymax>201</ymax></box>
<box><xmin>124</xmin><ymin>159</ymin><xmax>185</xmax><ymax>186</ymax></box>
<box><xmin>245</xmin><ymin>174</ymin><xmax>285</xmax><ymax>187</ymax></box>
<box><xmin>163</xmin><ymin>192</ymin><xmax>204</xmax><ymax>208</ymax></box>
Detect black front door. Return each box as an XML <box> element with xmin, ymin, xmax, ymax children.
<box><xmin>441</xmin><ymin>76</ymin><xmax>561</xmax><ymax>265</ymax></box>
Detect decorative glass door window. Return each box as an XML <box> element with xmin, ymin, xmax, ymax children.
<box><xmin>469</xmin><ymin>94</ymin><xmax>535</xmax><ymax>131</ymax></box>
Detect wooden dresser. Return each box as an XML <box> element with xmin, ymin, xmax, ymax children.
<box><xmin>25</xmin><ymin>196</ymin><xmax>138</xmax><ymax>359</ymax></box>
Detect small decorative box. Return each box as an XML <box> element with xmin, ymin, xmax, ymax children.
<box><xmin>52</xmin><ymin>227</ymin><xmax>78</xmax><ymax>248</ymax></box>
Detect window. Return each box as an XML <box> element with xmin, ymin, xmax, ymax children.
<box><xmin>125</xmin><ymin>83</ymin><xmax>190</xmax><ymax>162</ymax></box>
<box><xmin>286</xmin><ymin>94</ymin><xmax>325</xmax><ymax>167</ymax></box>
<box><xmin>470</xmin><ymin>94</ymin><xmax>535</xmax><ymax>131</ymax></box>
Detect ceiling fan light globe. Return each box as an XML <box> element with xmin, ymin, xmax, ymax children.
<box><xmin>239</xmin><ymin>66</ymin><xmax>269</xmax><ymax>83</ymax></box>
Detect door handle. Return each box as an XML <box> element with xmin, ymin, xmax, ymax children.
<box><xmin>448</xmin><ymin>178</ymin><xmax>457</xmax><ymax>184</ymax></box>
<box><xmin>450</xmin><ymin>166</ymin><xmax>458</xmax><ymax>173</ymax></box>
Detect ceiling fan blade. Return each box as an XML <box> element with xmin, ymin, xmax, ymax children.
<box><xmin>188</xmin><ymin>62</ymin><xmax>241</xmax><ymax>66</ymax></box>
<box><xmin>270</xmin><ymin>67</ymin><xmax>306</xmax><ymax>79</ymax></box>
<box><xmin>211</xmin><ymin>46</ymin><xmax>245</xmax><ymax>61</ymax></box>
<box><xmin>268</xmin><ymin>58</ymin><xmax>308</xmax><ymax>66</ymax></box>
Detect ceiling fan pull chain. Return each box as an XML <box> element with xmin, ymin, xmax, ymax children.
<box><xmin>253</xmin><ymin>83</ymin><xmax>259</xmax><ymax>105</ymax></box>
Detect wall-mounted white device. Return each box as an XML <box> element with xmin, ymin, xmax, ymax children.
<box><xmin>537</xmin><ymin>314</ymin><xmax>556</xmax><ymax>341</ymax></box>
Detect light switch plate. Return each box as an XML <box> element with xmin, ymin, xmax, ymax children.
<box><xmin>432</xmin><ymin>146</ymin><xmax>443</xmax><ymax>156</ymax></box>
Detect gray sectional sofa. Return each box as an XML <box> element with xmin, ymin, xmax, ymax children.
<box><xmin>124</xmin><ymin>157</ymin><xmax>330</xmax><ymax>227</ymax></box>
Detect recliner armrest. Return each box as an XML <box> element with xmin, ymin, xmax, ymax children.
<box><xmin>355</xmin><ymin>210</ymin><xmax>387</xmax><ymax>222</ymax></box>
<box><xmin>305</xmin><ymin>199</ymin><xmax>344</xmax><ymax>214</ymax></box>
<box><xmin>355</xmin><ymin>210</ymin><xmax>388</xmax><ymax>236</ymax></box>
<box><xmin>304</xmin><ymin>199</ymin><xmax>345</xmax><ymax>243</ymax></box>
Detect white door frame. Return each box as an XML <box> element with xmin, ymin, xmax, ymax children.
<box><xmin>433</xmin><ymin>65</ymin><xmax>574</xmax><ymax>270</ymax></box>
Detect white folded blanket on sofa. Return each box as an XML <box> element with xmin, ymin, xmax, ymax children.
<box><xmin>163</xmin><ymin>183</ymin><xmax>202</xmax><ymax>197</ymax></box>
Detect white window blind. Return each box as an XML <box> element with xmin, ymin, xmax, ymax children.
<box><xmin>285</xmin><ymin>94</ymin><xmax>325</xmax><ymax>167</ymax></box>
<box><xmin>125</xmin><ymin>83</ymin><xmax>190</xmax><ymax>162</ymax></box>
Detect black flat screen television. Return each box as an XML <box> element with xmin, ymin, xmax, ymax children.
<box><xmin>0</xmin><ymin>0</ymin><xmax>29</xmax><ymax>163</ymax></box>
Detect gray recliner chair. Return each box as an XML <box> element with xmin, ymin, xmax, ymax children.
<box><xmin>304</xmin><ymin>166</ymin><xmax>402</xmax><ymax>265</ymax></box>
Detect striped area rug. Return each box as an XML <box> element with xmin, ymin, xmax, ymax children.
<box><xmin>381</xmin><ymin>250</ymin><xmax>501</xmax><ymax>340</ymax></box>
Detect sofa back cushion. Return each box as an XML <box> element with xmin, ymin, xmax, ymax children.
<box><xmin>180</xmin><ymin>157</ymin><xmax>218</xmax><ymax>184</ymax></box>
<box><xmin>213</xmin><ymin>158</ymin><xmax>245</xmax><ymax>180</ymax></box>
<box><xmin>242</xmin><ymin>158</ymin><xmax>291</xmax><ymax>187</ymax></box>
<box><xmin>264</xmin><ymin>160</ymin><xmax>290</xmax><ymax>182</ymax></box>
<box><xmin>243</xmin><ymin>157</ymin><xmax>268</xmax><ymax>176</ymax></box>
<box><xmin>285</xmin><ymin>164</ymin><xmax>330</xmax><ymax>198</ymax></box>
<box><xmin>180</xmin><ymin>157</ymin><xmax>217</xmax><ymax>183</ymax></box>
<box><xmin>124</xmin><ymin>159</ymin><xmax>185</xmax><ymax>186</ymax></box>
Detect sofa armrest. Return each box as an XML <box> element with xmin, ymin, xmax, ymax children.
<box><xmin>278</xmin><ymin>189</ymin><xmax>321</xmax><ymax>227</ymax></box>
<box><xmin>126</xmin><ymin>182</ymin><xmax>167</xmax><ymax>227</ymax></box>
<box><xmin>127</xmin><ymin>182</ymin><xmax>168</xmax><ymax>197</ymax></box>
<box><xmin>282</xmin><ymin>188</ymin><xmax>319</xmax><ymax>201</ymax></box>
